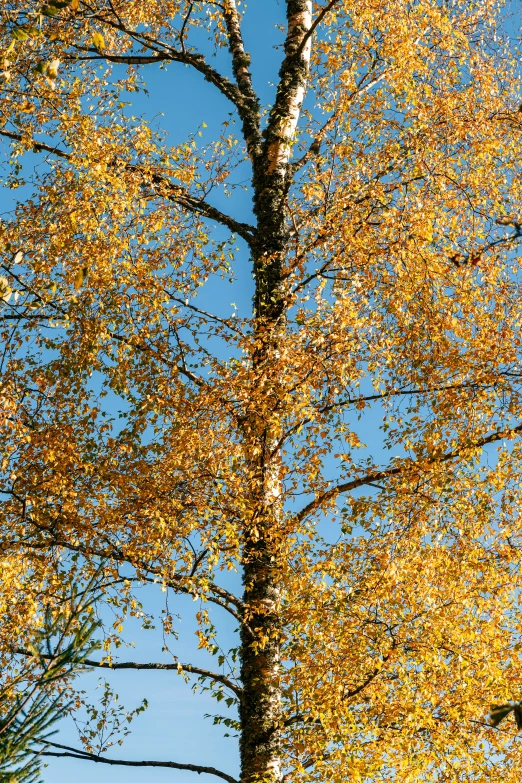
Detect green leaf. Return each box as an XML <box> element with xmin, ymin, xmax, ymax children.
<box><xmin>41</xmin><ymin>0</ymin><xmax>71</xmax><ymax>13</ymax></box>
<box><xmin>33</xmin><ymin>61</ymin><xmax>48</xmax><ymax>75</ymax></box>
<box><xmin>11</xmin><ymin>28</ymin><xmax>30</xmax><ymax>41</ymax></box>
<box><xmin>25</xmin><ymin>26</ymin><xmax>42</xmax><ymax>39</ymax></box>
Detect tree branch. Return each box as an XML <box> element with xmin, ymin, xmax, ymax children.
<box><xmin>296</xmin><ymin>419</ymin><xmax>522</xmax><ymax>522</ymax></box>
<box><xmin>40</xmin><ymin>742</ymin><xmax>238</xmax><ymax>783</ymax></box>
<box><xmin>74</xmin><ymin>5</ymin><xmax>263</xmax><ymax>161</ymax></box>
<box><xmin>294</xmin><ymin>0</ymin><xmax>340</xmax><ymax>59</ymax></box>
<box><xmin>284</xmin><ymin>653</ymin><xmax>392</xmax><ymax>729</ymax></box>
<box><xmin>143</xmin><ymin>167</ymin><xmax>255</xmax><ymax>242</ymax></box>
<box><xmin>0</xmin><ymin>130</ymin><xmax>254</xmax><ymax>242</ymax></box>
<box><xmin>166</xmin><ymin>294</ymin><xmax>243</xmax><ymax>334</ymax></box>
<box><xmin>131</xmin><ymin>575</ymin><xmax>243</xmax><ymax>618</ymax></box>
<box><xmin>269</xmin><ymin>379</ymin><xmax>498</xmax><ymax>458</ymax></box>
<box><xmin>264</xmin><ymin>1</ymin><xmax>313</xmax><ymax>174</ymax></box>
<box><xmin>5</xmin><ymin>529</ymin><xmax>244</xmax><ymax>615</ymax></box>
<box><xmin>290</xmin><ymin>70</ymin><xmax>388</xmax><ymax>173</ymax></box>
<box><xmin>221</xmin><ymin>0</ymin><xmax>262</xmax><ymax>160</ymax></box>
<box><xmin>68</xmin><ymin>25</ymin><xmax>245</xmax><ymax>112</ymax></box>
<box><xmin>83</xmin><ymin>659</ymin><xmax>241</xmax><ymax>698</ymax></box>
<box><xmin>106</xmin><ymin>329</ymin><xmax>204</xmax><ymax>386</ymax></box>
<box><xmin>0</xmin><ymin>129</ymin><xmax>70</xmax><ymax>158</ymax></box>
<box><xmin>315</xmin><ymin>379</ymin><xmax>501</xmax><ymax>417</ymax></box>
<box><xmin>16</xmin><ymin>650</ymin><xmax>242</xmax><ymax>698</ymax></box>
<box><xmin>179</xmin><ymin>2</ymin><xmax>195</xmax><ymax>55</ymax></box>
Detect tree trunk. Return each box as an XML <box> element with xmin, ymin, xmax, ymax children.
<box><xmin>239</xmin><ymin>4</ymin><xmax>312</xmax><ymax>781</ymax></box>
<box><xmin>239</xmin><ymin>505</ymin><xmax>283</xmax><ymax>783</ymax></box>
<box><xmin>239</xmin><ymin>196</ymin><xmax>288</xmax><ymax>783</ymax></box>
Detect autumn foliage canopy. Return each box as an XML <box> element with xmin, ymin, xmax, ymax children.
<box><xmin>0</xmin><ymin>0</ymin><xmax>522</xmax><ymax>781</ymax></box>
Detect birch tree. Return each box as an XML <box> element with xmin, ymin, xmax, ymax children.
<box><xmin>1</xmin><ymin>1</ymin><xmax>522</xmax><ymax>781</ymax></box>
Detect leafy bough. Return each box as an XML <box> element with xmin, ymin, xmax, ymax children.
<box><xmin>0</xmin><ymin>581</ymin><xmax>101</xmax><ymax>782</ymax></box>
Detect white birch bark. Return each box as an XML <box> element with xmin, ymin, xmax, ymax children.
<box><xmin>266</xmin><ymin>1</ymin><xmax>313</xmax><ymax>174</ymax></box>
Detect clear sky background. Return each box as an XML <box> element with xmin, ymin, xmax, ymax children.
<box><xmin>0</xmin><ymin>4</ymin><xmax>291</xmax><ymax>783</ymax></box>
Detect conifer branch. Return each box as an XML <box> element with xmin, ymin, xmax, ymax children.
<box><xmin>0</xmin><ymin>585</ymin><xmax>102</xmax><ymax>782</ymax></box>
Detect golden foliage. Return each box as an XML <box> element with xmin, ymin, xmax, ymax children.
<box><xmin>0</xmin><ymin>0</ymin><xmax>521</xmax><ymax>781</ymax></box>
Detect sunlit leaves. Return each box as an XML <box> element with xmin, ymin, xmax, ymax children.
<box><xmin>0</xmin><ymin>0</ymin><xmax>520</xmax><ymax>780</ymax></box>
<box><xmin>92</xmin><ymin>32</ymin><xmax>105</xmax><ymax>51</ymax></box>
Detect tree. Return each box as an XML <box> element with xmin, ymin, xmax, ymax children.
<box><xmin>0</xmin><ymin>576</ymin><xmax>101</xmax><ymax>782</ymax></box>
<box><xmin>0</xmin><ymin>0</ymin><xmax>522</xmax><ymax>780</ymax></box>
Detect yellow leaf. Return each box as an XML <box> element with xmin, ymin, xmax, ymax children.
<box><xmin>47</xmin><ymin>59</ymin><xmax>60</xmax><ymax>79</ymax></box>
<box><xmin>74</xmin><ymin>267</ymin><xmax>88</xmax><ymax>289</ymax></box>
<box><xmin>92</xmin><ymin>31</ymin><xmax>106</xmax><ymax>50</ymax></box>
<box><xmin>0</xmin><ymin>276</ymin><xmax>11</xmax><ymax>302</ymax></box>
